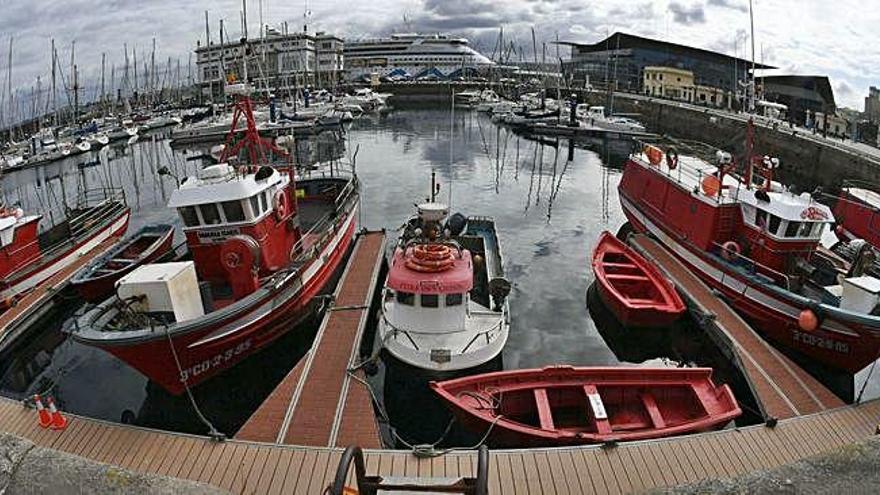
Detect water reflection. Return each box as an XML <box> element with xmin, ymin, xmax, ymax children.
<box><xmin>1</xmin><ymin>109</ymin><xmax>711</xmax><ymax>440</ymax></box>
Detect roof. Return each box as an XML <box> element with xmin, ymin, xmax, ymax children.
<box><xmin>387</xmin><ymin>246</ymin><xmax>473</xmax><ymax>294</ymax></box>
<box><xmin>560</xmin><ymin>32</ymin><xmax>774</xmax><ymax>70</ymax></box>
<box><xmin>757</xmin><ymin>75</ymin><xmax>836</xmax><ymax>108</ymax></box>
<box><xmin>168</xmin><ymin>165</ymin><xmax>284</xmax><ymax>208</ymax></box>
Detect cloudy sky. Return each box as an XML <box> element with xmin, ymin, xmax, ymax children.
<box><xmin>0</xmin><ymin>0</ymin><xmax>877</xmax><ymax>110</ymax></box>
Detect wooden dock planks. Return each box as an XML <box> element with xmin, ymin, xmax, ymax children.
<box><xmin>235</xmin><ymin>231</ymin><xmax>385</xmax><ymax>449</ymax></box>
<box><xmin>2</xmin><ymin>396</ymin><xmax>878</xmax><ymax>494</ymax></box>
<box><xmin>630</xmin><ymin>235</ymin><xmax>845</xmax><ymax>420</ymax></box>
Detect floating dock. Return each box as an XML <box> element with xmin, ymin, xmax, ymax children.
<box><xmin>2</xmin><ymin>394</ymin><xmax>878</xmax><ymax>493</ymax></box>
<box><xmin>0</xmin><ymin>236</ymin><xmax>121</xmax><ymax>354</ymax></box>
<box><xmin>236</xmin><ymin>230</ymin><xmax>386</xmax><ymax>448</ymax></box>
<box><xmin>630</xmin><ymin>234</ymin><xmax>845</xmax><ymax>420</ymax></box>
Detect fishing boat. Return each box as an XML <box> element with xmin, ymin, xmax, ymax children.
<box><xmin>430</xmin><ymin>365</ymin><xmax>741</xmax><ymax>447</ymax></box>
<box><xmin>618</xmin><ymin>127</ymin><xmax>880</xmax><ymax>374</ymax></box>
<box><xmin>832</xmin><ymin>181</ymin><xmax>880</xmax><ymax>248</ymax></box>
<box><xmin>70</xmin><ymin>224</ymin><xmax>175</xmax><ymax>302</ymax></box>
<box><xmin>67</xmin><ymin>81</ymin><xmax>360</xmax><ymax>395</ymax></box>
<box><xmin>377</xmin><ymin>174</ymin><xmax>511</xmax><ymax>377</ymax></box>
<box><xmin>592</xmin><ymin>231</ymin><xmax>685</xmax><ymax>327</ymax></box>
<box><xmin>0</xmin><ymin>190</ymin><xmax>130</xmax><ymax>305</ymax></box>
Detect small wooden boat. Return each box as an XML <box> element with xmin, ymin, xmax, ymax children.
<box><xmin>70</xmin><ymin>224</ymin><xmax>174</xmax><ymax>302</ymax></box>
<box><xmin>592</xmin><ymin>231</ymin><xmax>685</xmax><ymax>327</ymax></box>
<box><xmin>431</xmin><ymin>365</ymin><xmax>741</xmax><ymax>447</ymax></box>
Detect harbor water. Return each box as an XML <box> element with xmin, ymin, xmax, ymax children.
<box><xmin>0</xmin><ymin>109</ymin><xmax>746</xmax><ymax>442</ymax></box>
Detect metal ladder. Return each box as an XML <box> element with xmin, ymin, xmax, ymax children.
<box><xmin>328</xmin><ymin>446</ymin><xmax>489</xmax><ymax>495</ymax></box>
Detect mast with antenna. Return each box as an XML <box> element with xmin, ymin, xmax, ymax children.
<box><xmin>748</xmin><ymin>0</ymin><xmax>756</xmax><ymax>113</ymax></box>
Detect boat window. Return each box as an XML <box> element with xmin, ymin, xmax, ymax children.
<box><xmin>421</xmin><ymin>294</ymin><xmax>439</xmax><ymax>308</ymax></box>
<box><xmin>199</xmin><ymin>204</ymin><xmax>222</xmax><ymax>225</ymax></box>
<box><xmin>768</xmin><ymin>214</ymin><xmax>781</xmax><ymax>235</ymax></box>
<box><xmin>785</xmin><ymin>221</ymin><xmax>800</xmax><ymax>238</ymax></box>
<box><xmin>259</xmin><ymin>192</ymin><xmax>268</xmax><ymax>213</ymax></box>
<box><xmin>250</xmin><ymin>195</ymin><xmax>262</xmax><ymax>216</ymax></box>
<box><xmin>179</xmin><ymin>206</ymin><xmax>200</xmax><ymax>227</ymax></box>
<box><xmin>396</xmin><ymin>291</ymin><xmax>415</xmax><ymax>306</ymax></box>
<box><xmin>755</xmin><ymin>209</ymin><xmax>768</xmax><ymax>230</ymax></box>
<box><xmin>798</xmin><ymin>222</ymin><xmax>814</xmax><ymax>238</ymax></box>
<box><xmin>221</xmin><ymin>200</ymin><xmax>245</xmax><ymax>223</ymax></box>
<box><xmin>446</xmin><ymin>293</ymin><xmax>463</xmax><ymax>306</ymax></box>
<box><xmin>385</xmin><ymin>290</ymin><xmax>394</xmax><ymax>302</ymax></box>
<box><xmin>812</xmin><ymin>223</ymin><xmax>825</xmax><ymax>237</ymax></box>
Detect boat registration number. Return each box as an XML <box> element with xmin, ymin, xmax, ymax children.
<box><xmin>588</xmin><ymin>393</ymin><xmax>608</xmax><ymax>420</ymax></box>
<box><xmin>179</xmin><ymin>338</ymin><xmax>253</xmax><ymax>383</ymax></box>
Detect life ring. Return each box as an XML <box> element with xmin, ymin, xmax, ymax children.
<box><xmin>721</xmin><ymin>241</ymin><xmax>741</xmax><ymax>261</ymax></box>
<box><xmin>666</xmin><ymin>147</ymin><xmax>679</xmax><ymax>170</ymax></box>
<box><xmin>273</xmin><ymin>190</ymin><xmax>289</xmax><ymax>221</ymax></box>
<box><xmin>413</xmin><ymin>244</ymin><xmax>454</xmax><ymax>262</ymax></box>
<box><xmin>405</xmin><ymin>244</ymin><xmax>456</xmax><ymax>272</ymax></box>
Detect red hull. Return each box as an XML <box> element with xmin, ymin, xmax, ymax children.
<box><xmin>71</xmin><ymin>225</ymin><xmax>174</xmax><ymax>302</ymax></box>
<box><xmin>618</xmin><ymin>159</ymin><xmax>880</xmax><ymax>373</ymax></box>
<box><xmin>592</xmin><ymin>231</ymin><xmax>685</xmax><ymax>328</ymax></box>
<box><xmin>431</xmin><ymin>365</ymin><xmax>740</xmax><ymax>448</ymax></box>
<box><xmin>834</xmin><ymin>189</ymin><xmax>880</xmax><ymax>247</ymax></box>
<box><xmin>79</xmin><ymin>210</ymin><xmax>357</xmax><ymax>395</ymax></box>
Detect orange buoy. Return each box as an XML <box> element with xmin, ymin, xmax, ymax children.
<box><xmin>645</xmin><ymin>145</ymin><xmax>663</xmax><ymax>166</ymax></box>
<box><xmin>701</xmin><ymin>176</ymin><xmax>721</xmax><ymax>196</ymax></box>
<box><xmin>798</xmin><ymin>309</ymin><xmax>819</xmax><ymax>332</ymax></box>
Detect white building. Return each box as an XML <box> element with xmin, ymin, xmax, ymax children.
<box><xmin>195</xmin><ymin>27</ymin><xmax>343</xmax><ymax>95</ymax></box>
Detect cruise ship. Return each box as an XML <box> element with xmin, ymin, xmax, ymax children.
<box><xmin>344</xmin><ymin>33</ymin><xmax>495</xmax><ymax>81</ymax></box>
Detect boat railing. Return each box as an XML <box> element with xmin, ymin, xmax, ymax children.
<box><xmin>72</xmin><ymin>187</ymin><xmax>126</xmax><ymax>211</ymax></box>
<box><xmin>460</xmin><ymin>318</ymin><xmax>505</xmax><ymax>354</ymax></box>
<box><xmin>381</xmin><ymin>315</ymin><xmax>421</xmax><ymax>350</ymax></box>
<box><xmin>710</xmin><ymin>240</ymin><xmax>792</xmax><ymax>290</ymax></box>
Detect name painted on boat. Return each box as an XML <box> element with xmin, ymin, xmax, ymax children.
<box><xmin>196</xmin><ymin>227</ymin><xmax>242</xmax><ymax>244</ymax></box>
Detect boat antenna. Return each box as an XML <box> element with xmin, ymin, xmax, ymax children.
<box><xmin>430</xmin><ymin>169</ymin><xmax>437</xmax><ymax>202</ymax></box>
<box><xmin>748</xmin><ymin>0</ymin><xmax>756</xmax><ymax>113</ymax></box>
<box><xmin>448</xmin><ymin>88</ymin><xmax>454</xmax><ymax>208</ymax></box>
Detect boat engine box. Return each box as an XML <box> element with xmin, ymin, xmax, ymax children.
<box><xmin>116</xmin><ymin>262</ymin><xmax>205</xmax><ymax>323</ymax></box>
<box><xmin>840</xmin><ymin>276</ymin><xmax>880</xmax><ymax>314</ymax></box>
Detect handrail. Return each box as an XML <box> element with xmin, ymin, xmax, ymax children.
<box><xmin>460</xmin><ymin>318</ymin><xmax>505</xmax><ymax>354</ymax></box>
<box><xmin>712</xmin><ymin>240</ymin><xmax>791</xmax><ymax>289</ymax></box>
<box><xmin>381</xmin><ymin>314</ymin><xmax>421</xmax><ymax>351</ymax></box>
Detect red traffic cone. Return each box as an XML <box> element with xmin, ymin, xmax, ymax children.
<box><xmin>45</xmin><ymin>396</ymin><xmax>68</xmax><ymax>431</ymax></box>
<box><xmin>33</xmin><ymin>394</ymin><xmax>52</xmax><ymax>429</ymax></box>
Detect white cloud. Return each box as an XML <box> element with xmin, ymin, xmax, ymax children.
<box><xmin>0</xmin><ymin>0</ymin><xmax>876</xmax><ymax>110</ymax></box>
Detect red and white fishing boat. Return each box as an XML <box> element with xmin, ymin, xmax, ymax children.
<box><xmin>67</xmin><ymin>82</ymin><xmax>359</xmax><ymax>394</ymax></box>
<box><xmin>618</xmin><ymin>128</ymin><xmax>880</xmax><ymax>374</ymax></box>
<box><xmin>832</xmin><ymin>182</ymin><xmax>880</xmax><ymax>248</ymax></box>
<box><xmin>430</xmin><ymin>365</ymin><xmax>740</xmax><ymax>447</ymax></box>
<box><xmin>592</xmin><ymin>231</ymin><xmax>685</xmax><ymax>328</ymax></box>
<box><xmin>377</xmin><ymin>174</ymin><xmax>511</xmax><ymax>377</ymax></box>
<box><xmin>69</xmin><ymin>224</ymin><xmax>175</xmax><ymax>302</ymax></box>
<box><xmin>0</xmin><ymin>191</ymin><xmax>130</xmax><ymax>307</ymax></box>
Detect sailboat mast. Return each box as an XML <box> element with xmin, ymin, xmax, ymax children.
<box><xmin>748</xmin><ymin>0</ymin><xmax>756</xmax><ymax>112</ymax></box>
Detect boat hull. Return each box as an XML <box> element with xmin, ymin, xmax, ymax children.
<box><xmin>619</xmin><ymin>187</ymin><xmax>880</xmax><ymax>374</ymax></box>
<box><xmin>72</xmin><ymin>205</ymin><xmax>358</xmax><ymax>395</ymax></box>
<box><xmin>431</xmin><ymin>365</ymin><xmax>741</xmax><ymax>448</ymax></box>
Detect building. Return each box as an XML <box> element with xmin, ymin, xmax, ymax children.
<box><xmin>195</xmin><ymin>27</ymin><xmax>343</xmax><ymax>96</ymax></box>
<box><xmin>560</xmin><ymin>32</ymin><xmax>771</xmax><ymax>107</ymax></box>
<box><xmin>343</xmin><ymin>33</ymin><xmax>494</xmax><ymax>82</ymax></box>
<box><xmin>757</xmin><ymin>75</ymin><xmax>835</xmax><ymax>125</ymax></box>
<box><xmin>865</xmin><ymin>86</ymin><xmax>880</xmax><ymax>124</ymax></box>
<box><xmin>642</xmin><ymin>66</ymin><xmax>731</xmax><ymax>107</ymax></box>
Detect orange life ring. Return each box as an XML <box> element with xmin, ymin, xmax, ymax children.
<box><xmin>721</xmin><ymin>241</ymin><xmax>741</xmax><ymax>261</ymax></box>
<box><xmin>274</xmin><ymin>190</ymin><xmax>289</xmax><ymax>221</ymax></box>
<box><xmin>405</xmin><ymin>244</ymin><xmax>455</xmax><ymax>272</ymax></box>
<box><xmin>644</xmin><ymin>145</ymin><xmax>663</xmax><ymax>166</ymax></box>
<box><xmin>413</xmin><ymin>244</ymin><xmax>453</xmax><ymax>261</ymax></box>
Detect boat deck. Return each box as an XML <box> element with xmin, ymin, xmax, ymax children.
<box><xmin>630</xmin><ymin>234</ymin><xmax>845</xmax><ymax>420</ymax></box>
<box><xmin>2</xmin><ymin>394</ymin><xmax>878</xmax><ymax>493</ymax></box>
<box><xmin>0</xmin><ymin>236</ymin><xmax>121</xmax><ymax>353</ymax></box>
<box><xmin>236</xmin><ymin>230</ymin><xmax>386</xmax><ymax>448</ymax></box>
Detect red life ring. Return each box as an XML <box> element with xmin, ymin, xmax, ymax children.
<box><xmin>274</xmin><ymin>190</ymin><xmax>289</xmax><ymax>221</ymax></box>
<box><xmin>405</xmin><ymin>244</ymin><xmax>456</xmax><ymax>272</ymax></box>
<box><xmin>721</xmin><ymin>241</ymin><xmax>741</xmax><ymax>261</ymax></box>
<box><xmin>666</xmin><ymin>148</ymin><xmax>679</xmax><ymax>170</ymax></box>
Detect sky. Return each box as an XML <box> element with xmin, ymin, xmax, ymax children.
<box><xmin>0</xmin><ymin>0</ymin><xmax>878</xmax><ymax>113</ymax></box>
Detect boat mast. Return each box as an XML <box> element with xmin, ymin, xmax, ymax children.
<box><xmin>748</xmin><ymin>0</ymin><xmax>756</xmax><ymax>113</ymax></box>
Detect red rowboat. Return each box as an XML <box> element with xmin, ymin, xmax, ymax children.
<box><xmin>833</xmin><ymin>183</ymin><xmax>880</xmax><ymax>248</ymax></box>
<box><xmin>592</xmin><ymin>231</ymin><xmax>685</xmax><ymax>327</ymax></box>
<box><xmin>431</xmin><ymin>365</ymin><xmax>741</xmax><ymax>448</ymax></box>
<box><xmin>70</xmin><ymin>224</ymin><xmax>175</xmax><ymax>302</ymax></box>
